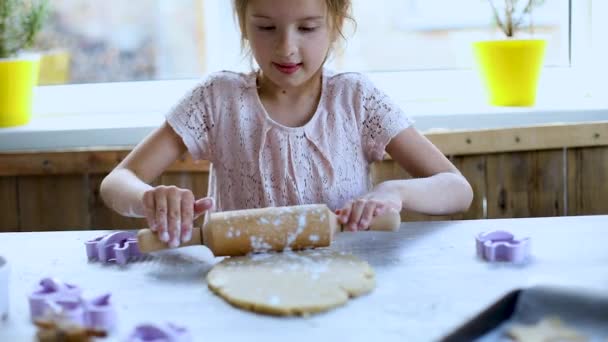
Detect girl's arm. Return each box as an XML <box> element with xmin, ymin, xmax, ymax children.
<box><xmin>100</xmin><ymin>122</ymin><xmax>185</xmax><ymax>217</ymax></box>
<box><xmin>100</xmin><ymin>122</ymin><xmax>213</xmax><ymax>247</ymax></box>
<box><xmin>382</xmin><ymin>126</ymin><xmax>473</xmax><ymax>215</ymax></box>
<box><xmin>338</xmin><ymin>126</ymin><xmax>473</xmax><ymax>231</ymax></box>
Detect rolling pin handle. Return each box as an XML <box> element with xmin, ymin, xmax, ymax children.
<box><xmin>333</xmin><ymin>209</ymin><xmax>401</xmax><ymax>232</ymax></box>
<box><xmin>137</xmin><ymin>227</ymin><xmax>203</xmax><ymax>253</ymax></box>
<box><xmin>368</xmin><ymin>209</ymin><xmax>401</xmax><ymax>232</ymax></box>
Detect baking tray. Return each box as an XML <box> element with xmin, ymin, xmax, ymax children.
<box><xmin>441</xmin><ymin>286</ymin><xmax>608</xmax><ymax>341</ymax></box>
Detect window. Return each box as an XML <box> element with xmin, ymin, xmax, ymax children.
<box><xmin>335</xmin><ymin>0</ymin><xmax>569</xmax><ymax>71</ymax></box>
<box><xmin>35</xmin><ymin>0</ymin><xmax>575</xmax><ymax>85</ymax></box>
<box><xmin>35</xmin><ymin>0</ymin><xmax>206</xmax><ymax>84</ymax></box>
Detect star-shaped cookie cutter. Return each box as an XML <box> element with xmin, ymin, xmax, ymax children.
<box><xmin>476</xmin><ymin>230</ymin><xmax>530</xmax><ymax>263</ymax></box>
<box><xmin>28</xmin><ymin>277</ymin><xmax>116</xmax><ymax>332</ymax></box>
<box><xmin>85</xmin><ymin>231</ymin><xmax>143</xmax><ymax>265</ymax></box>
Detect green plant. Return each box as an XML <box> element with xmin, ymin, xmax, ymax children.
<box><xmin>0</xmin><ymin>0</ymin><xmax>49</xmax><ymax>58</ymax></box>
<box><xmin>487</xmin><ymin>0</ymin><xmax>545</xmax><ymax>37</ymax></box>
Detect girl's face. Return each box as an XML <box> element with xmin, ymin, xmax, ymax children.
<box><xmin>245</xmin><ymin>0</ymin><xmax>333</xmax><ymax>90</ymax></box>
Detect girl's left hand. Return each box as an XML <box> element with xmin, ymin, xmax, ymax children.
<box><xmin>336</xmin><ymin>188</ymin><xmax>402</xmax><ymax>231</ymax></box>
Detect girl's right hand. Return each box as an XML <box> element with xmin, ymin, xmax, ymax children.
<box><xmin>141</xmin><ymin>186</ymin><xmax>214</xmax><ymax>248</ymax></box>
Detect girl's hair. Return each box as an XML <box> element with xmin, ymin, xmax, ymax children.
<box><xmin>233</xmin><ymin>0</ymin><xmax>354</xmax><ymax>49</ymax></box>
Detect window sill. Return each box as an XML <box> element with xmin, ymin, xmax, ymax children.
<box><xmin>0</xmin><ymin>68</ymin><xmax>606</xmax><ymax>152</ymax></box>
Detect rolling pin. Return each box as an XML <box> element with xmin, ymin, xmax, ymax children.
<box><xmin>137</xmin><ymin>204</ymin><xmax>401</xmax><ymax>256</ymax></box>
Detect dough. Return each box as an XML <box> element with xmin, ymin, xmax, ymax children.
<box><xmin>206</xmin><ymin>249</ymin><xmax>375</xmax><ymax>315</ymax></box>
<box><xmin>507</xmin><ymin>317</ymin><xmax>587</xmax><ymax>342</ymax></box>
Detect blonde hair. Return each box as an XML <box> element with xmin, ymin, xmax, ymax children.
<box><xmin>233</xmin><ymin>0</ymin><xmax>354</xmax><ymax>49</ymax></box>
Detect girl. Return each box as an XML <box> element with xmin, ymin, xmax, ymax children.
<box><xmin>100</xmin><ymin>0</ymin><xmax>473</xmax><ymax>248</ymax></box>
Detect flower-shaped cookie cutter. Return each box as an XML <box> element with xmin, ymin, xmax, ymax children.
<box><xmin>127</xmin><ymin>322</ymin><xmax>192</xmax><ymax>342</ymax></box>
<box><xmin>85</xmin><ymin>231</ymin><xmax>143</xmax><ymax>265</ymax></box>
<box><xmin>476</xmin><ymin>230</ymin><xmax>530</xmax><ymax>263</ymax></box>
<box><xmin>28</xmin><ymin>277</ymin><xmax>116</xmax><ymax>332</ymax></box>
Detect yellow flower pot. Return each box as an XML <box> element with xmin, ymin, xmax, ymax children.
<box><xmin>0</xmin><ymin>54</ymin><xmax>41</xmax><ymax>127</ymax></box>
<box><xmin>473</xmin><ymin>39</ymin><xmax>546</xmax><ymax>106</ymax></box>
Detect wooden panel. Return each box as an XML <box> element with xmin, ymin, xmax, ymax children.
<box><xmin>17</xmin><ymin>175</ymin><xmax>90</xmax><ymax>231</ymax></box>
<box><xmin>486</xmin><ymin>150</ymin><xmax>565</xmax><ymax>218</ymax></box>
<box><xmin>88</xmin><ymin>174</ymin><xmax>148</xmax><ymax>230</ymax></box>
<box><xmin>567</xmin><ymin>146</ymin><xmax>608</xmax><ymax>215</ymax></box>
<box><xmin>0</xmin><ymin>177</ymin><xmax>19</xmax><ymax>232</ymax></box>
<box><xmin>0</xmin><ymin>150</ymin><xmax>211</xmax><ymax>176</ymax></box>
<box><xmin>0</xmin><ymin>150</ymin><xmax>127</xmax><ymax>176</ymax></box>
<box><xmin>4</xmin><ymin>128</ymin><xmax>608</xmax><ymax>231</ymax></box>
<box><xmin>427</xmin><ymin>121</ymin><xmax>608</xmax><ymax>156</ymax></box>
<box><xmin>1</xmin><ymin>121</ymin><xmax>606</xmax><ymax>177</ymax></box>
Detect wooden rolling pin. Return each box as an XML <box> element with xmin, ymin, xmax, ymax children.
<box><xmin>137</xmin><ymin>204</ymin><xmax>401</xmax><ymax>256</ymax></box>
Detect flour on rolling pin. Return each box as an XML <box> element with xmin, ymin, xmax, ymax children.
<box><xmin>204</xmin><ymin>204</ymin><xmax>333</xmax><ymax>256</ymax></box>
<box><xmin>137</xmin><ymin>203</ymin><xmax>400</xmax><ymax>256</ymax></box>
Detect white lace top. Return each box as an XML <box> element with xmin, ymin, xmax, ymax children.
<box><xmin>166</xmin><ymin>69</ymin><xmax>413</xmax><ymax>212</ymax></box>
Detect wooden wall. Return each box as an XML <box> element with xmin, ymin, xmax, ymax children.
<box><xmin>1</xmin><ymin>121</ymin><xmax>608</xmax><ymax>232</ymax></box>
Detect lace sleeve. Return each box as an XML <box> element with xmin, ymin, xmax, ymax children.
<box><xmin>357</xmin><ymin>75</ymin><xmax>414</xmax><ymax>162</ymax></box>
<box><xmin>165</xmin><ymin>77</ymin><xmax>218</xmax><ymax>161</ymax></box>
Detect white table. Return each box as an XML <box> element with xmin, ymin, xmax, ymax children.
<box><xmin>0</xmin><ymin>216</ymin><xmax>606</xmax><ymax>342</ymax></box>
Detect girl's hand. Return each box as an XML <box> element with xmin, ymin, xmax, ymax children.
<box><xmin>337</xmin><ymin>188</ymin><xmax>402</xmax><ymax>231</ymax></box>
<box><xmin>141</xmin><ymin>186</ymin><xmax>214</xmax><ymax>248</ymax></box>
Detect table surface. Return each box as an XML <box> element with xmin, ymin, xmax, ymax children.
<box><xmin>0</xmin><ymin>215</ymin><xmax>606</xmax><ymax>342</ymax></box>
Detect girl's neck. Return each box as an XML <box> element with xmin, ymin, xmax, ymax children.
<box><xmin>256</xmin><ymin>68</ymin><xmax>324</xmax><ymax>128</ymax></box>
<box><xmin>257</xmin><ymin>68</ymin><xmax>323</xmax><ymax>103</ymax></box>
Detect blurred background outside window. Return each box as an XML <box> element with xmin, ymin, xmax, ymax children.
<box><xmin>34</xmin><ymin>0</ymin><xmax>572</xmax><ymax>85</ymax></box>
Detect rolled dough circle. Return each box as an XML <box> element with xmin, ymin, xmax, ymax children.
<box><xmin>206</xmin><ymin>250</ymin><xmax>375</xmax><ymax>315</ymax></box>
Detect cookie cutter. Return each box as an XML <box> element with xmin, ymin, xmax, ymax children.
<box><xmin>476</xmin><ymin>230</ymin><xmax>530</xmax><ymax>263</ymax></box>
<box><xmin>28</xmin><ymin>278</ymin><xmax>116</xmax><ymax>332</ymax></box>
<box><xmin>127</xmin><ymin>322</ymin><xmax>192</xmax><ymax>342</ymax></box>
<box><xmin>85</xmin><ymin>231</ymin><xmax>143</xmax><ymax>265</ymax></box>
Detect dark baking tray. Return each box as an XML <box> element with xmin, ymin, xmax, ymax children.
<box><xmin>441</xmin><ymin>286</ymin><xmax>608</xmax><ymax>341</ymax></box>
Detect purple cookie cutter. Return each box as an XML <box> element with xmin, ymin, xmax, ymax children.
<box><xmin>127</xmin><ymin>323</ymin><xmax>192</xmax><ymax>342</ymax></box>
<box><xmin>28</xmin><ymin>278</ymin><xmax>116</xmax><ymax>332</ymax></box>
<box><xmin>85</xmin><ymin>231</ymin><xmax>143</xmax><ymax>265</ymax></box>
<box><xmin>476</xmin><ymin>230</ymin><xmax>530</xmax><ymax>263</ymax></box>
